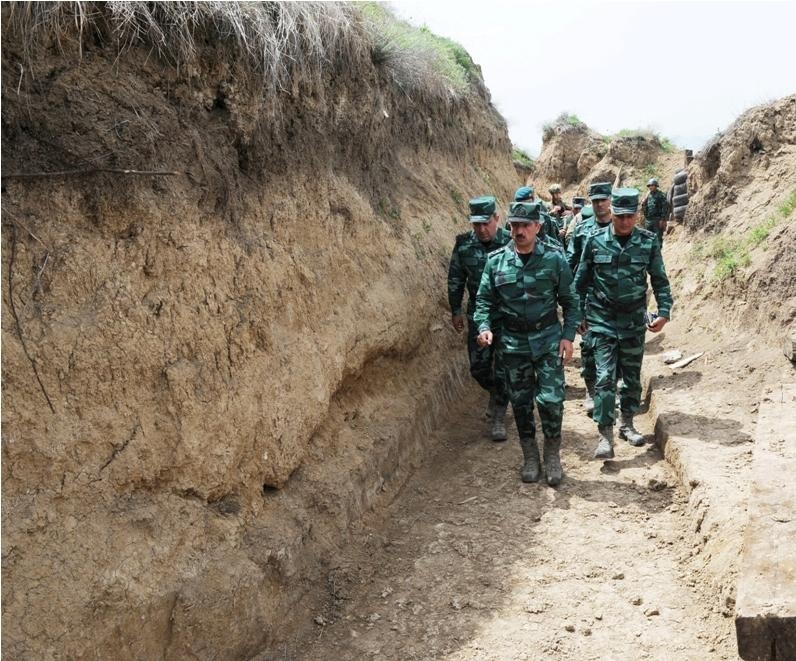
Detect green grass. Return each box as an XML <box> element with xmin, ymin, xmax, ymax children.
<box><xmin>450</xmin><ymin>188</ymin><xmax>463</xmax><ymax>205</ymax></box>
<box><xmin>777</xmin><ymin>189</ymin><xmax>796</xmax><ymax>217</ymax></box>
<box><xmin>613</xmin><ymin>128</ymin><xmax>676</xmax><ymax>152</ymax></box>
<box><xmin>512</xmin><ymin>146</ymin><xmax>534</xmax><ymax>169</ymax></box>
<box><xmin>707</xmin><ymin>188</ymin><xmax>796</xmax><ymax>280</ymax></box>
<box><xmin>362</xmin><ymin>4</ymin><xmax>475</xmax><ymax>101</ymax></box>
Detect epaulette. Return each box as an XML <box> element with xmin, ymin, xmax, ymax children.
<box><xmin>454</xmin><ymin>230</ymin><xmax>472</xmax><ymax>247</ymax></box>
<box><xmin>488</xmin><ymin>244</ymin><xmax>509</xmax><ymax>258</ymax></box>
<box><xmin>541</xmin><ymin>238</ymin><xmax>564</xmax><ymax>252</ymax></box>
<box><xmin>636</xmin><ymin>227</ymin><xmax>655</xmax><ymax>239</ymax></box>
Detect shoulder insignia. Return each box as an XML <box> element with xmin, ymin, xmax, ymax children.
<box><xmin>488</xmin><ymin>245</ymin><xmax>509</xmax><ymax>258</ymax></box>
<box><xmin>637</xmin><ymin>227</ymin><xmax>655</xmax><ymax>239</ymax></box>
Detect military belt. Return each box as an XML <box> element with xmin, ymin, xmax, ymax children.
<box><xmin>502</xmin><ymin>310</ymin><xmax>558</xmax><ymax>333</ymax></box>
<box><xmin>592</xmin><ymin>290</ymin><xmax>646</xmax><ymax>314</ymax></box>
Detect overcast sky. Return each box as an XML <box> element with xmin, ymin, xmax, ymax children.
<box><xmin>392</xmin><ymin>0</ymin><xmax>796</xmax><ymax>156</ymax></box>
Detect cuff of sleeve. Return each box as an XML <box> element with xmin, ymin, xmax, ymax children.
<box><xmin>658</xmin><ymin>309</ymin><xmax>671</xmax><ymax>320</ymax></box>
<box><xmin>451</xmin><ymin>308</ymin><xmax>462</xmax><ymax>316</ymax></box>
<box><xmin>563</xmin><ymin>331</ymin><xmax>576</xmax><ymax>342</ymax></box>
<box><xmin>478</xmin><ymin>325</ymin><xmax>490</xmax><ymax>334</ymax></box>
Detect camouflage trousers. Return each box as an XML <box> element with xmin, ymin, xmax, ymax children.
<box><xmin>580</xmin><ymin>329</ymin><xmax>596</xmax><ymax>384</ymax></box>
<box><xmin>644</xmin><ymin>219</ymin><xmax>665</xmax><ymax>245</ymax></box>
<box><xmin>592</xmin><ymin>332</ymin><xmax>645</xmax><ymax>427</ymax></box>
<box><xmin>466</xmin><ymin>318</ymin><xmax>508</xmax><ymax>406</ymax></box>
<box><xmin>502</xmin><ymin>343</ymin><xmax>565</xmax><ymax>440</ymax></box>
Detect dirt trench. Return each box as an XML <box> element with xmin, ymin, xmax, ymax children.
<box><xmin>258</xmin><ymin>353</ymin><xmax>737</xmax><ymax>660</ymax></box>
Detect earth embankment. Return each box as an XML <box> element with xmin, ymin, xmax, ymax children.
<box><xmin>1</xmin><ymin>5</ymin><xmax>518</xmax><ymax>658</ymax></box>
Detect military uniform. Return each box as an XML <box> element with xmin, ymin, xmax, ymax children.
<box><xmin>566</xmin><ymin>182</ymin><xmax>614</xmax><ymax>414</ymax></box>
<box><xmin>574</xmin><ymin>188</ymin><xmax>673</xmax><ymax>458</ymax></box>
<box><xmin>641</xmin><ymin>181</ymin><xmax>670</xmax><ymax>245</ymax></box>
<box><xmin>474</xmin><ymin>202</ymin><xmax>579</xmax><ymax>485</ymax></box>
<box><xmin>448</xmin><ymin>196</ymin><xmax>512</xmax><ymax>438</ymax></box>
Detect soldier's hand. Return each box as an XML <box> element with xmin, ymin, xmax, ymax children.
<box><xmin>451</xmin><ymin>314</ymin><xmax>465</xmax><ymax>332</ymax></box>
<box><xmin>577</xmin><ymin>320</ymin><xmax>588</xmax><ymax>335</ymax></box>
<box><xmin>477</xmin><ymin>330</ymin><xmax>493</xmax><ymax>347</ymax></box>
<box><xmin>559</xmin><ymin>339</ymin><xmax>574</xmax><ymax>365</ymax></box>
<box><xmin>648</xmin><ymin>316</ymin><xmax>668</xmax><ymax>333</ymax></box>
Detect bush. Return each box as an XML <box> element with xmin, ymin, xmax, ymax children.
<box><xmin>512</xmin><ymin>147</ymin><xmax>534</xmax><ymax>169</ymax></box>
<box><xmin>361</xmin><ymin>3</ymin><xmax>474</xmax><ymax>102</ymax></box>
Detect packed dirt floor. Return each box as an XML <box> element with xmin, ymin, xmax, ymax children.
<box><xmin>271</xmin><ymin>346</ymin><xmax>738</xmax><ymax>660</ymax></box>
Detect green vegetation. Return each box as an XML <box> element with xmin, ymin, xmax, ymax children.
<box><xmin>778</xmin><ymin>189</ymin><xmax>796</xmax><ymax>217</ymax></box>
<box><xmin>612</xmin><ymin>128</ymin><xmax>676</xmax><ymax>152</ymax></box>
<box><xmin>512</xmin><ymin>146</ymin><xmax>535</xmax><ymax>169</ymax></box>
<box><xmin>542</xmin><ymin>112</ymin><xmax>585</xmax><ymax>140</ymax></box>
<box><xmin>450</xmin><ymin>188</ymin><xmax>463</xmax><ymax>205</ymax></box>
<box><xmin>362</xmin><ymin>3</ymin><xmax>476</xmax><ymax>101</ymax></box>
<box><xmin>705</xmin><ymin>188</ymin><xmax>796</xmax><ymax>281</ymax></box>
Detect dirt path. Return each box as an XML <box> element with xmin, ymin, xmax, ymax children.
<box><xmin>287</xmin><ymin>358</ymin><xmax>737</xmax><ymax>660</ymax></box>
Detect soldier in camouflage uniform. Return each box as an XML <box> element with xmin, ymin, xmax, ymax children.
<box><xmin>473</xmin><ymin>202</ymin><xmax>579</xmax><ymax>486</ymax></box>
<box><xmin>641</xmin><ymin>178</ymin><xmax>670</xmax><ymax>245</ymax></box>
<box><xmin>448</xmin><ymin>196</ymin><xmax>513</xmax><ymax>441</ymax></box>
<box><xmin>564</xmin><ymin>199</ymin><xmax>591</xmax><ymax>241</ymax></box>
<box><xmin>565</xmin><ymin>182</ymin><xmax>614</xmax><ymax>416</ymax></box>
<box><xmin>514</xmin><ymin>186</ymin><xmax>562</xmax><ymax>248</ymax></box>
<box><xmin>574</xmin><ymin>188</ymin><xmax>673</xmax><ymax>459</ymax></box>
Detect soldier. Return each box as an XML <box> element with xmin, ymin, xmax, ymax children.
<box><xmin>448</xmin><ymin>196</ymin><xmax>513</xmax><ymax>441</ymax></box>
<box><xmin>574</xmin><ymin>188</ymin><xmax>673</xmax><ymax>459</ymax></box>
<box><xmin>548</xmin><ymin>183</ymin><xmax>571</xmax><ymax>219</ymax></box>
<box><xmin>565</xmin><ymin>182</ymin><xmax>614</xmax><ymax>415</ymax></box>
<box><xmin>473</xmin><ymin>202</ymin><xmax>579</xmax><ymax>486</ymax></box>
<box><xmin>564</xmin><ymin>198</ymin><xmax>590</xmax><ymax>241</ymax></box>
<box><xmin>641</xmin><ymin>178</ymin><xmax>670</xmax><ymax>245</ymax></box>
<box><xmin>514</xmin><ymin>186</ymin><xmax>562</xmax><ymax>247</ymax></box>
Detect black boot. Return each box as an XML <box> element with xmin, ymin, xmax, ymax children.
<box><xmin>490</xmin><ymin>403</ymin><xmax>508</xmax><ymax>442</ymax></box>
<box><xmin>519</xmin><ymin>436</ymin><xmax>541</xmax><ymax>483</ymax></box>
<box><xmin>543</xmin><ymin>436</ymin><xmax>563</xmax><ymax>486</ymax></box>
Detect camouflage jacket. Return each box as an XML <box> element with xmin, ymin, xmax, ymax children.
<box><xmin>473</xmin><ymin>241</ymin><xmax>579</xmax><ymax>353</ymax></box>
<box><xmin>447</xmin><ymin>227</ymin><xmax>512</xmax><ymax>317</ymax></box>
<box><xmin>565</xmin><ymin>216</ymin><xmax>611</xmax><ymax>274</ymax></box>
<box><xmin>642</xmin><ymin>189</ymin><xmax>669</xmax><ymax>222</ymax></box>
<box><xmin>574</xmin><ymin>225</ymin><xmax>673</xmax><ymax>338</ymax></box>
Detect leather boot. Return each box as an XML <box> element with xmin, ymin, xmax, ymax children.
<box><xmin>584</xmin><ymin>380</ymin><xmax>595</xmax><ymax>416</ymax></box>
<box><xmin>485</xmin><ymin>391</ymin><xmax>496</xmax><ymax>419</ymax></box>
<box><xmin>543</xmin><ymin>436</ymin><xmax>563</xmax><ymax>486</ymax></box>
<box><xmin>490</xmin><ymin>403</ymin><xmax>508</xmax><ymax>442</ymax></box>
<box><xmin>519</xmin><ymin>436</ymin><xmax>541</xmax><ymax>483</ymax></box>
<box><xmin>619</xmin><ymin>414</ymin><xmax>645</xmax><ymax>446</ymax></box>
<box><xmin>594</xmin><ymin>426</ymin><xmax>615</xmax><ymax>459</ymax></box>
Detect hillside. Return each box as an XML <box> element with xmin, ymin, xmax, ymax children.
<box><xmin>0</xmin><ymin>3</ymin><xmax>518</xmax><ymax>658</ymax></box>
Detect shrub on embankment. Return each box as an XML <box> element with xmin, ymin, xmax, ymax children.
<box><xmin>1</xmin><ymin>2</ymin><xmax>516</xmax><ymax>658</ymax></box>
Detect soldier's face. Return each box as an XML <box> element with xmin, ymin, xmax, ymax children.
<box><xmin>473</xmin><ymin>215</ymin><xmax>499</xmax><ymax>242</ymax></box>
<box><xmin>592</xmin><ymin>197</ymin><xmax>611</xmax><ymax>220</ymax></box>
<box><xmin>612</xmin><ymin>212</ymin><xmax>639</xmax><ymax>236</ymax></box>
<box><xmin>510</xmin><ymin>220</ymin><xmax>541</xmax><ymax>250</ymax></box>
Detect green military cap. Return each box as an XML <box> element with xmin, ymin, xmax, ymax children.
<box><xmin>611</xmin><ymin>187</ymin><xmax>640</xmax><ymax>214</ymax></box>
<box><xmin>580</xmin><ymin>205</ymin><xmax>595</xmax><ymax>219</ymax></box>
<box><xmin>508</xmin><ymin>201</ymin><xmax>542</xmax><ymax>223</ymax></box>
<box><xmin>469</xmin><ymin>195</ymin><xmax>497</xmax><ymax>222</ymax></box>
<box><xmin>588</xmin><ymin>182</ymin><xmax>612</xmax><ymax>200</ymax></box>
<box><xmin>572</xmin><ymin>196</ymin><xmax>588</xmax><ymax>208</ymax></box>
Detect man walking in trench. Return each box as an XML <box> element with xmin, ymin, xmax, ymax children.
<box><xmin>574</xmin><ymin>188</ymin><xmax>673</xmax><ymax>459</ymax></box>
<box><xmin>474</xmin><ymin>202</ymin><xmax>578</xmax><ymax>486</ymax></box>
<box><xmin>448</xmin><ymin>195</ymin><xmax>512</xmax><ymax>441</ymax></box>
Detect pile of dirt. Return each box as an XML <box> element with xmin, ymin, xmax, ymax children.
<box><xmin>527</xmin><ymin>114</ymin><xmax>681</xmax><ymax>207</ymax></box>
<box><xmin>670</xmin><ymin>93</ymin><xmax>796</xmax><ymax>343</ymax></box>
<box><xmin>1</xmin><ymin>8</ymin><xmax>518</xmax><ymax>659</ymax></box>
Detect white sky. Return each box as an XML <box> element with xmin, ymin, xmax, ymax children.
<box><xmin>391</xmin><ymin>0</ymin><xmax>796</xmax><ymax>156</ymax></box>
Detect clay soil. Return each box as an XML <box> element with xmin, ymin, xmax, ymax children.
<box><xmin>270</xmin><ymin>348</ymin><xmax>739</xmax><ymax>660</ymax></box>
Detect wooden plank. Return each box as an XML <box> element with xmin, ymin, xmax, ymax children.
<box><xmin>735</xmin><ymin>383</ymin><xmax>796</xmax><ymax>660</ymax></box>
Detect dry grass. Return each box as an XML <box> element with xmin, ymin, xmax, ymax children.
<box><xmin>3</xmin><ymin>1</ymin><xmax>368</xmax><ymax>91</ymax></box>
<box><xmin>2</xmin><ymin>1</ymin><xmax>478</xmax><ymax>102</ymax></box>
